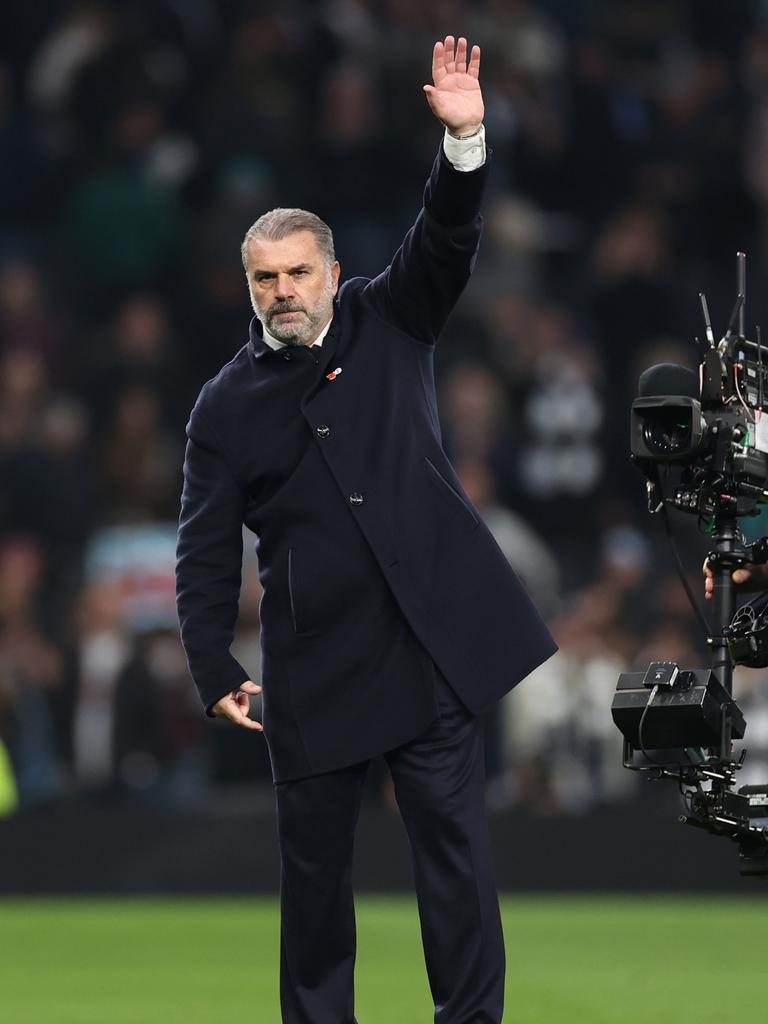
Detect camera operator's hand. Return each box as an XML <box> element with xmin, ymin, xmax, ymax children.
<box><xmin>702</xmin><ymin>558</ymin><xmax>768</xmax><ymax>600</ymax></box>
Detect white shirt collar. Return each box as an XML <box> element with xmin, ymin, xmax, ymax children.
<box><xmin>262</xmin><ymin>316</ymin><xmax>333</xmax><ymax>351</ymax></box>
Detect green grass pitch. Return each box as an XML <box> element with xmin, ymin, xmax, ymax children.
<box><xmin>1</xmin><ymin>895</ymin><xmax>766</xmax><ymax>1023</ymax></box>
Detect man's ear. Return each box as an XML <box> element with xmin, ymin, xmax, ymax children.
<box><xmin>331</xmin><ymin>260</ymin><xmax>341</xmax><ymax>296</ymax></box>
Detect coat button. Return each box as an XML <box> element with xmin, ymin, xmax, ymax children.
<box><xmin>349</xmin><ymin>492</ymin><xmax>364</xmax><ymax>506</ymax></box>
<box><xmin>316</xmin><ymin>424</ymin><xmax>331</xmax><ymax>439</ymax></box>
<box><xmin>282</xmin><ymin>350</ymin><xmax>293</xmax><ymax>361</ymax></box>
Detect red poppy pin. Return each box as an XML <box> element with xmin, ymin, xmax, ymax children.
<box><xmin>326</xmin><ymin>366</ymin><xmax>343</xmax><ymax>381</ymax></box>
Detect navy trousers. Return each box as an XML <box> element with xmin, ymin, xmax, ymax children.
<box><xmin>274</xmin><ymin>666</ymin><xmax>505</xmax><ymax>1024</ymax></box>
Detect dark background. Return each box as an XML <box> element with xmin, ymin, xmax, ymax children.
<box><xmin>3</xmin><ymin>0</ymin><xmax>768</xmax><ymax>890</ymax></box>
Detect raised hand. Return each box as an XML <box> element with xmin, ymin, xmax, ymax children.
<box><xmin>423</xmin><ymin>35</ymin><xmax>484</xmax><ymax>137</ymax></box>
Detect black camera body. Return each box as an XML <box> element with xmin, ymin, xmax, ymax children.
<box><xmin>630</xmin><ymin>349</ymin><xmax>768</xmax><ymax>517</ymax></box>
<box><xmin>612</xmin><ymin>666</ymin><xmax>745</xmax><ymax>751</ymax></box>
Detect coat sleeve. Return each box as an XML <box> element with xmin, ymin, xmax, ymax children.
<box><xmin>361</xmin><ymin>142</ymin><xmax>490</xmax><ymax>345</ymax></box>
<box><xmin>175</xmin><ymin>401</ymin><xmax>250</xmax><ymax>716</ymax></box>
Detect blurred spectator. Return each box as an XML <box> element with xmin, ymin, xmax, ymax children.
<box><xmin>456</xmin><ymin>455</ymin><xmax>560</xmax><ymax>618</ymax></box>
<box><xmin>0</xmin><ymin>63</ymin><xmax>51</xmax><ymax>225</ymax></box>
<box><xmin>309</xmin><ymin>65</ymin><xmax>416</xmax><ymax>276</ymax></box>
<box><xmin>81</xmin><ymin>293</ymin><xmax>191</xmax><ymax>431</ymax></box>
<box><xmin>113</xmin><ymin>629</ymin><xmax>210</xmax><ymax>804</ymax></box>
<box><xmin>494</xmin><ymin>608</ymin><xmax>630</xmax><ymax>814</ymax></box>
<box><xmin>95</xmin><ymin>387</ymin><xmax>181</xmax><ymax>521</ymax></box>
<box><xmin>590</xmin><ymin>203</ymin><xmax>678</xmax><ymax>402</ymax></box>
<box><xmin>184</xmin><ymin>159</ymin><xmax>275</xmax><ymax>380</ymax></box>
<box><xmin>493</xmin><ymin>524</ymin><xmax>658</xmax><ymax>812</ymax></box>
<box><xmin>26</xmin><ymin>3</ymin><xmax>115</xmax><ymax>118</ymax></box>
<box><xmin>0</xmin><ymin>536</ymin><xmax>63</xmax><ymax>806</ymax></box>
<box><xmin>59</xmin><ymin>136</ymin><xmax>182</xmax><ymax>305</ymax></box>
<box><xmin>72</xmin><ymin>577</ymin><xmax>130</xmax><ymax>791</ymax></box>
<box><xmin>456</xmin><ymin>454</ymin><xmax>560</xmax><ymax>780</ymax></box>
<box><xmin>0</xmin><ymin>259</ymin><xmax>71</xmax><ymax>378</ymax></box>
<box><xmin>440</xmin><ymin>362</ymin><xmax>510</xmax><ymax>463</ymax></box>
<box><xmin>72</xmin><ymin>521</ymin><xmax>182</xmax><ymax>795</ymax></box>
<box><xmin>733</xmin><ymin>665</ymin><xmax>768</xmax><ymax>790</ymax></box>
<box><xmin>0</xmin><ymin>736</ymin><xmax>18</xmax><ymax>816</ymax></box>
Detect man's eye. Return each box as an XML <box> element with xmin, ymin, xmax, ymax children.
<box><xmin>292</xmin><ymin>269</ymin><xmax>307</xmax><ymax>277</ymax></box>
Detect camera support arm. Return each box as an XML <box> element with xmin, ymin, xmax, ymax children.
<box><xmin>706</xmin><ymin>511</ymin><xmax>738</xmax><ymax>703</ymax></box>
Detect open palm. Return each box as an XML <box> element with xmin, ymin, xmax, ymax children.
<box><xmin>424</xmin><ymin>35</ymin><xmax>484</xmax><ymax>136</ymax></box>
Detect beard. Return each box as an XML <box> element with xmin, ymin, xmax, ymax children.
<box><xmin>255</xmin><ymin>277</ymin><xmax>335</xmax><ymax>347</ymax></box>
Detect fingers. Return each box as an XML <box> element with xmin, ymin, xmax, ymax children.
<box><xmin>455</xmin><ymin>36</ymin><xmax>467</xmax><ymax>74</ymax></box>
<box><xmin>468</xmin><ymin>43</ymin><xmax>481</xmax><ymax>79</ymax></box>
<box><xmin>213</xmin><ymin>684</ymin><xmax>264</xmax><ymax>731</ymax></box>
<box><xmin>443</xmin><ymin>34</ymin><xmax>456</xmax><ymax>75</ymax></box>
<box><xmin>433</xmin><ymin>36</ymin><xmax>456</xmax><ymax>82</ymax></box>
<box><xmin>235</xmin><ymin>681</ymin><xmax>259</xmax><ymax>713</ymax></box>
<box><xmin>216</xmin><ymin>704</ymin><xmax>263</xmax><ymax>730</ymax></box>
<box><xmin>702</xmin><ymin>556</ymin><xmax>712</xmax><ymax>599</ymax></box>
<box><xmin>432</xmin><ymin>40</ymin><xmax>445</xmax><ymax>84</ymax></box>
<box><xmin>431</xmin><ymin>36</ymin><xmax>480</xmax><ymax>83</ymax></box>
<box><xmin>228</xmin><ymin>706</ymin><xmax>263</xmax><ymax>731</ymax></box>
<box><xmin>702</xmin><ymin>560</ymin><xmax>768</xmax><ymax>600</ymax></box>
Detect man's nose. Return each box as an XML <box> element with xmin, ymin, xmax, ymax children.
<box><xmin>274</xmin><ymin>273</ymin><xmax>295</xmax><ymax>299</ymax></box>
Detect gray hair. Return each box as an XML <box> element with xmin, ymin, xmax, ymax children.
<box><xmin>241</xmin><ymin>208</ymin><xmax>335</xmax><ymax>270</ymax></box>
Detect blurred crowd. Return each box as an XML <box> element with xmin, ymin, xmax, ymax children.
<box><xmin>5</xmin><ymin>0</ymin><xmax>768</xmax><ymax>816</ymax></box>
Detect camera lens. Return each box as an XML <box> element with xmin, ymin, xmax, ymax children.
<box><xmin>642</xmin><ymin>409</ymin><xmax>691</xmax><ymax>455</ymax></box>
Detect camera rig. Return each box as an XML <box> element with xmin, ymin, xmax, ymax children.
<box><xmin>611</xmin><ymin>253</ymin><xmax>768</xmax><ymax>877</ymax></box>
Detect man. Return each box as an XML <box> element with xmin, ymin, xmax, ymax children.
<box><xmin>176</xmin><ymin>35</ymin><xmax>557</xmax><ymax>1024</ymax></box>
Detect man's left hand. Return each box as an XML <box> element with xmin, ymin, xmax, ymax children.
<box><xmin>423</xmin><ymin>35</ymin><xmax>484</xmax><ymax>138</ymax></box>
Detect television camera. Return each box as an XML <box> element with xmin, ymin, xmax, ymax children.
<box><xmin>612</xmin><ymin>253</ymin><xmax>768</xmax><ymax>877</ymax></box>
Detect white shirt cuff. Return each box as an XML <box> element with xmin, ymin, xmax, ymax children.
<box><xmin>442</xmin><ymin>124</ymin><xmax>486</xmax><ymax>172</ymax></box>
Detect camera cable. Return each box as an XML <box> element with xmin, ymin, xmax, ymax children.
<box><xmin>658</xmin><ymin>470</ymin><xmax>713</xmax><ymax>638</ymax></box>
<box><xmin>637</xmin><ymin>683</ymin><xmax>664</xmax><ymax>767</ymax></box>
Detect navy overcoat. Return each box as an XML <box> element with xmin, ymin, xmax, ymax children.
<box><xmin>175</xmin><ymin>143</ymin><xmax>558</xmax><ymax>782</ymax></box>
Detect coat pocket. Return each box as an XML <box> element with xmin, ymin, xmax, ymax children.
<box><xmin>287</xmin><ymin>547</ymin><xmax>303</xmax><ymax>634</ymax></box>
<box><xmin>422</xmin><ymin>456</ymin><xmax>480</xmax><ymax>529</ymax></box>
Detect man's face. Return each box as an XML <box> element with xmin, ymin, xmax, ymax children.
<box><xmin>245</xmin><ymin>231</ymin><xmax>340</xmax><ymax>346</ymax></box>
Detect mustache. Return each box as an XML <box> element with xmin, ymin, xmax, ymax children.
<box><xmin>268</xmin><ymin>302</ymin><xmax>307</xmax><ymax>318</ymax></box>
